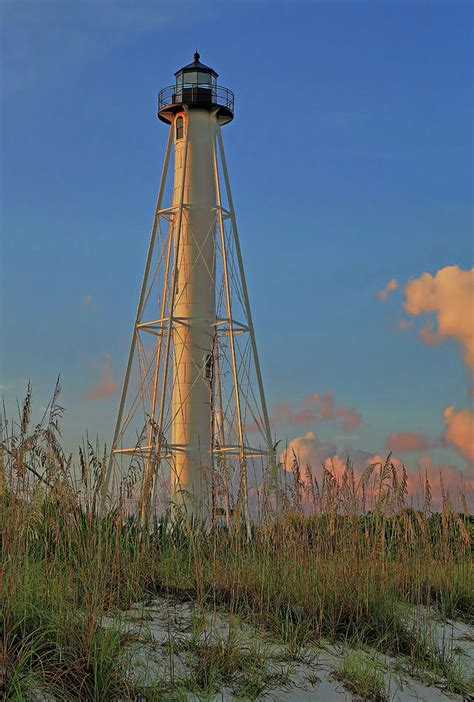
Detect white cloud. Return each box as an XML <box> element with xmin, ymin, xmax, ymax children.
<box><xmin>404</xmin><ymin>265</ymin><xmax>474</xmax><ymax>373</ymax></box>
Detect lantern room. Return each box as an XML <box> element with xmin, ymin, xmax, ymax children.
<box><xmin>158</xmin><ymin>52</ymin><xmax>234</xmax><ymax>125</ymax></box>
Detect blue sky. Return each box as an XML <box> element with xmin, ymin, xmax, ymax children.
<box><xmin>1</xmin><ymin>0</ymin><xmax>472</xmax><ymax>477</ymax></box>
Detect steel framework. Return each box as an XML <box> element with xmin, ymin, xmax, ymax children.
<box><xmin>100</xmin><ymin>109</ymin><xmax>274</xmax><ymax>529</ymax></box>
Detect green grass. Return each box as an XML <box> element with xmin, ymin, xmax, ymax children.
<box><xmin>1</xmin><ymin>384</ymin><xmax>473</xmax><ymax>699</ymax></box>
<box><xmin>332</xmin><ymin>648</ymin><xmax>389</xmax><ymax>701</ymax></box>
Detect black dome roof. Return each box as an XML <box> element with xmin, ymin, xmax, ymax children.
<box><xmin>175</xmin><ymin>52</ymin><xmax>218</xmax><ymax>78</ymax></box>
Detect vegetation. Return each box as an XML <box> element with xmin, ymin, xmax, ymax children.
<box><xmin>1</xmin><ymin>383</ymin><xmax>473</xmax><ymax>699</ymax></box>
<box><xmin>332</xmin><ymin>648</ymin><xmax>388</xmax><ymax>701</ymax></box>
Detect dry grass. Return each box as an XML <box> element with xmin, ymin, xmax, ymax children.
<box><xmin>1</xmin><ymin>383</ymin><xmax>473</xmax><ymax>699</ymax></box>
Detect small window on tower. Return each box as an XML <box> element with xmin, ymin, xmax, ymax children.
<box><xmin>176</xmin><ymin>116</ymin><xmax>184</xmax><ymax>140</ymax></box>
<box><xmin>205</xmin><ymin>353</ymin><xmax>213</xmax><ymax>382</ymax></box>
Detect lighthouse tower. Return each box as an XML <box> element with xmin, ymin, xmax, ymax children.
<box><xmin>101</xmin><ymin>54</ymin><xmax>274</xmax><ymax>527</ymax></box>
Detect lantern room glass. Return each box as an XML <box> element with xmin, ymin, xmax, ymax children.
<box><xmin>175</xmin><ymin>70</ymin><xmax>217</xmax><ymax>101</ymax></box>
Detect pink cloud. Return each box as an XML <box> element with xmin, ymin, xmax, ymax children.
<box><xmin>443</xmin><ymin>405</ymin><xmax>474</xmax><ymax>465</ymax></box>
<box><xmin>376</xmin><ymin>278</ymin><xmax>398</xmax><ymax>301</ymax></box>
<box><xmin>385</xmin><ymin>431</ymin><xmax>430</xmax><ymax>453</ymax></box>
<box><xmin>419</xmin><ymin>320</ymin><xmax>442</xmax><ymax>346</ymax></box>
<box><xmin>404</xmin><ymin>265</ymin><xmax>474</xmax><ymax>372</ymax></box>
<box><xmin>416</xmin><ymin>455</ymin><xmax>473</xmax><ymax>506</ymax></box>
<box><xmin>279</xmin><ymin>431</ymin><xmax>337</xmax><ymax>470</ymax></box>
<box><xmin>278</xmin><ymin>433</ymin><xmax>473</xmax><ymax>511</ymax></box>
<box><xmin>304</xmin><ymin>389</ymin><xmax>361</xmax><ymax>432</ymax></box>
<box><xmin>271</xmin><ymin>401</ymin><xmax>316</xmax><ymax>427</ymax></box>
<box><xmin>396</xmin><ymin>318</ymin><xmax>414</xmax><ymax>331</ymax></box>
<box><xmin>280</xmin><ymin>437</ymin><xmax>406</xmax><ymax>509</ymax></box>
<box><xmin>86</xmin><ymin>354</ymin><xmax>117</xmax><ymax>400</ymax></box>
<box><xmin>263</xmin><ymin>390</ymin><xmax>361</xmax><ymax>435</ymax></box>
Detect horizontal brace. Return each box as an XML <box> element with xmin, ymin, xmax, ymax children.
<box><xmin>215</xmin><ymin>445</ymin><xmax>271</xmax><ymax>457</ymax></box>
<box><xmin>158</xmin><ymin>204</ymin><xmax>231</xmax><ymax>217</ymax></box>
<box><xmin>138</xmin><ymin>316</ymin><xmax>249</xmax><ymax>331</ymax></box>
<box><xmin>137</xmin><ymin>319</ymin><xmax>168</xmax><ymax>329</ymax></box>
<box><xmin>112</xmin><ymin>446</ymin><xmax>173</xmax><ymax>459</ymax></box>
<box><xmin>113</xmin><ymin>444</ymin><xmax>269</xmax><ymax>459</ymax></box>
<box><xmin>216</xmin><ymin>328</ymin><xmax>247</xmax><ymax>337</ymax></box>
<box><xmin>113</xmin><ymin>445</ymin><xmax>153</xmax><ymax>455</ymax></box>
<box><xmin>213</xmin><ymin>317</ymin><xmax>249</xmax><ymax>330</ymax></box>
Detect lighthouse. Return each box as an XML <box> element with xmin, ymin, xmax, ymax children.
<box><xmin>101</xmin><ymin>54</ymin><xmax>274</xmax><ymax>527</ymax></box>
<box><xmin>161</xmin><ymin>53</ymin><xmax>231</xmax><ymax>515</ymax></box>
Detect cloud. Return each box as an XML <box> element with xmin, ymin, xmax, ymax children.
<box><xmin>418</xmin><ymin>320</ymin><xmax>442</xmax><ymax>346</ymax></box>
<box><xmin>385</xmin><ymin>431</ymin><xmax>430</xmax><ymax>453</ymax></box>
<box><xmin>270</xmin><ymin>401</ymin><xmax>316</xmax><ymax>427</ymax></box>
<box><xmin>304</xmin><ymin>390</ymin><xmax>362</xmax><ymax>432</ymax></box>
<box><xmin>349</xmin><ymin>452</ymin><xmax>407</xmax><ymax>482</ymax></box>
<box><xmin>417</xmin><ymin>455</ymin><xmax>473</xmax><ymax>502</ymax></box>
<box><xmin>443</xmin><ymin>405</ymin><xmax>474</xmax><ymax>465</ymax></box>
<box><xmin>395</xmin><ymin>319</ymin><xmax>414</xmax><ymax>331</ymax></box>
<box><xmin>376</xmin><ymin>278</ymin><xmax>398</xmax><ymax>301</ymax></box>
<box><xmin>279</xmin><ymin>432</ymin><xmax>472</xmax><ymax>511</ymax></box>
<box><xmin>279</xmin><ymin>431</ymin><xmax>337</xmax><ymax>471</ymax></box>
<box><xmin>404</xmin><ymin>265</ymin><xmax>474</xmax><ymax>373</ymax></box>
<box><xmin>279</xmin><ymin>436</ymin><xmax>399</xmax><ymax>484</ymax></box>
<box><xmin>266</xmin><ymin>390</ymin><xmax>362</xmax><ymax>435</ymax></box>
<box><xmin>86</xmin><ymin>354</ymin><xmax>117</xmax><ymax>401</ymax></box>
<box><xmin>280</xmin><ymin>437</ymin><xmax>405</xmax><ymax>506</ymax></box>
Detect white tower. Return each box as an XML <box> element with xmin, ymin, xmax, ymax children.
<box><xmin>101</xmin><ymin>54</ymin><xmax>274</xmax><ymax>528</ymax></box>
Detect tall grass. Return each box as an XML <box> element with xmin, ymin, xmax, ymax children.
<box><xmin>1</xmin><ymin>384</ymin><xmax>473</xmax><ymax>699</ymax></box>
